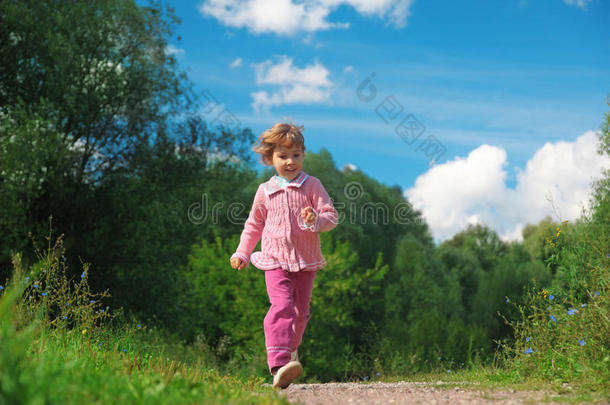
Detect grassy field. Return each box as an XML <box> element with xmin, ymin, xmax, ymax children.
<box><xmin>3</xmin><ymin>290</ymin><xmax>607</xmax><ymax>405</ymax></box>
<box><xmin>0</xmin><ymin>239</ymin><xmax>288</xmax><ymax>405</ymax></box>
<box><xmin>2</xmin><ymin>233</ymin><xmax>608</xmax><ymax>404</ymax></box>
<box><xmin>0</xmin><ymin>293</ymin><xmax>291</xmax><ymax>404</ymax></box>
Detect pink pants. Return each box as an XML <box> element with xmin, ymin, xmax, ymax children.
<box><xmin>263</xmin><ymin>268</ymin><xmax>317</xmax><ymax>372</ymax></box>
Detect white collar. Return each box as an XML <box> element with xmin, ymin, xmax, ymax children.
<box><xmin>263</xmin><ymin>171</ymin><xmax>309</xmax><ymax>196</ymax></box>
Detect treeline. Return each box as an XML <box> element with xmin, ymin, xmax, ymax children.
<box><xmin>1</xmin><ymin>0</ymin><xmax>608</xmax><ymax>382</ymax></box>
<box><xmin>0</xmin><ymin>0</ymin><xmax>256</xmax><ymax>329</ymax></box>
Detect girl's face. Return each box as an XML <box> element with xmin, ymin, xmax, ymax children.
<box><xmin>272</xmin><ymin>144</ymin><xmax>304</xmax><ymax>180</ymax></box>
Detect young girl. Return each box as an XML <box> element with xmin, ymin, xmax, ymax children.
<box><xmin>230</xmin><ymin>123</ymin><xmax>338</xmax><ymax>389</ymax></box>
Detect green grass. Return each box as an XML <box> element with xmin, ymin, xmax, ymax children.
<box><xmin>0</xmin><ymin>238</ymin><xmax>288</xmax><ymax>405</ymax></box>
<box><xmin>499</xmin><ymin>221</ymin><xmax>610</xmax><ymax>396</ymax></box>
<box><xmin>0</xmin><ymin>326</ymin><xmax>285</xmax><ymax>404</ymax></box>
<box><xmin>1</xmin><ymin>328</ymin><xmax>287</xmax><ymax>404</ymax></box>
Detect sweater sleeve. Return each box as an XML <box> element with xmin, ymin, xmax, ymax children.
<box><xmin>299</xmin><ymin>178</ymin><xmax>338</xmax><ymax>233</ymax></box>
<box><xmin>231</xmin><ymin>185</ymin><xmax>267</xmax><ymax>266</ymax></box>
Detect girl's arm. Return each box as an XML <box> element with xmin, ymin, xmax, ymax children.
<box><xmin>299</xmin><ymin>178</ymin><xmax>338</xmax><ymax>233</ymax></box>
<box><xmin>231</xmin><ymin>185</ymin><xmax>267</xmax><ymax>266</ymax></box>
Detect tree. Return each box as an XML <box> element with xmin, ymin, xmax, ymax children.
<box><xmin>0</xmin><ymin>0</ymin><xmax>189</xmax><ymax>180</ymax></box>
<box><xmin>0</xmin><ymin>104</ymin><xmax>83</xmax><ymax>272</ymax></box>
<box><xmin>0</xmin><ymin>1</ymin><xmax>257</xmax><ymax>328</ymax></box>
<box><xmin>304</xmin><ymin>149</ymin><xmax>432</xmax><ymax>269</ymax></box>
<box><xmin>443</xmin><ymin>224</ymin><xmax>507</xmax><ymax>272</ymax></box>
<box><xmin>590</xmin><ymin>98</ymin><xmax>610</xmax><ymax>223</ymax></box>
<box><xmin>522</xmin><ymin>217</ymin><xmax>561</xmax><ymax>275</ymax></box>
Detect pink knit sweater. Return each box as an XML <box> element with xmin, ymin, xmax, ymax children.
<box><xmin>231</xmin><ymin>171</ymin><xmax>338</xmax><ymax>272</ymax></box>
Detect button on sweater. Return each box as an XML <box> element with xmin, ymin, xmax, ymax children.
<box><xmin>231</xmin><ymin>171</ymin><xmax>338</xmax><ymax>272</ymax></box>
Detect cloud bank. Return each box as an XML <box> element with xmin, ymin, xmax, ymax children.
<box><xmin>199</xmin><ymin>0</ymin><xmax>414</xmax><ymax>36</ymax></box>
<box><xmin>405</xmin><ymin>131</ymin><xmax>609</xmax><ymax>241</ymax></box>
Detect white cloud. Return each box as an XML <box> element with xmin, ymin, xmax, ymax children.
<box><xmin>165</xmin><ymin>44</ymin><xmax>185</xmax><ymax>56</ymax></box>
<box><xmin>342</xmin><ymin>163</ymin><xmax>358</xmax><ymax>171</ymax></box>
<box><xmin>343</xmin><ymin>65</ymin><xmax>353</xmax><ymax>73</ymax></box>
<box><xmin>198</xmin><ymin>0</ymin><xmax>414</xmax><ymax>36</ymax></box>
<box><xmin>251</xmin><ymin>56</ymin><xmax>332</xmax><ymax>112</ymax></box>
<box><xmin>405</xmin><ymin>131</ymin><xmax>609</xmax><ymax>242</ymax></box>
<box><xmin>563</xmin><ymin>0</ymin><xmax>592</xmax><ymax>9</ymax></box>
<box><xmin>500</xmin><ymin>223</ymin><xmax>524</xmax><ymax>242</ymax></box>
<box><xmin>229</xmin><ymin>57</ymin><xmax>243</xmax><ymax>68</ymax></box>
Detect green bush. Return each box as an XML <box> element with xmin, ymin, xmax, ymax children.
<box><xmin>505</xmin><ymin>220</ymin><xmax>610</xmax><ymax>390</ymax></box>
<box><xmin>178</xmin><ymin>233</ymin><xmax>269</xmax><ymax>376</ymax></box>
<box><xmin>304</xmin><ymin>235</ymin><xmax>388</xmax><ymax>381</ymax></box>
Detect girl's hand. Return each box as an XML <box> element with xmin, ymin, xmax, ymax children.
<box><xmin>301</xmin><ymin>206</ymin><xmax>317</xmax><ymax>226</ymax></box>
<box><xmin>230</xmin><ymin>257</ymin><xmax>247</xmax><ymax>270</ymax></box>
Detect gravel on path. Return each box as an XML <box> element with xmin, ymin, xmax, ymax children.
<box><xmin>276</xmin><ymin>381</ymin><xmax>588</xmax><ymax>404</ymax></box>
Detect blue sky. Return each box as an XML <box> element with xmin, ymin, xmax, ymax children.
<box><xmin>165</xmin><ymin>0</ymin><xmax>609</xmax><ymax>240</ymax></box>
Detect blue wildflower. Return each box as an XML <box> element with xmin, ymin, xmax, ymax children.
<box><xmin>25</xmin><ymin>276</ymin><xmax>30</xmax><ymax>281</ymax></box>
<box><xmin>137</xmin><ymin>324</ymin><xmax>142</xmax><ymax>328</ymax></box>
<box><xmin>33</xmin><ymin>284</ymin><xmax>39</xmax><ymax>288</ymax></box>
<box><xmin>526</xmin><ymin>337</ymin><xmax>531</xmax><ymax>342</ymax></box>
<box><xmin>578</xmin><ymin>339</ymin><xmax>585</xmax><ymax>346</ymax></box>
<box><xmin>63</xmin><ymin>316</ymin><xmax>68</xmax><ymax>320</ymax></box>
<box><xmin>363</xmin><ymin>376</ymin><xmax>368</xmax><ymax>381</ymax></box>
<box><xmin>81</xmin><ymin>271</ymin><xmax>85</xmax><ymax>279</ymax></box>
<box><xmin>581</xmin><ymin>303</ymin><xmax>587</xmax><ymax>308</ymax></box>
<box><xmin>549</xmin><ymin>295</ymin><xmax>554</xmax><ymax>300</ymax></box>
<box><xmin>567</xmin><ymin>309</ymin><xmax>576</xmax><ymax>315</ymax></box>
<box><xmin>525</xmin><ymin>348</ymin><xmax>533</xmax><ymax>354</ymax></box>
<box><xmin>506</xmin><ymin>297</ymin><xmax>510</xmax><ymax>303</ymax></box>
<box><xmin>122</xmin><ymin>349</ymin><xmax>127</xmax><ymax>353</ymax></box>
<box><xmin>0</xmin><ymin>286</ymin><xmax>4</xmax><ymax>290</ymax></box>
<box><xmin>606</xmin><ymin>253</ymin><xmax>610</xmax><ymax>259</ymax></box>
<box><xmin>100</xmin><ymin>309</ymin><xmax>105</xmax><ymax>313</ymax></box>
<box><xmin>65</xmin><ymin>302</ymin><xmax>69</xmax><ymax>307</ymax></box>
<box><xmin>376</xmin><ymin>372</ymin><xmax>380</xmax><ymax>377</ymax></box>
<box><xmin>41</xmin><ymin>292</ymin><xmax>47</xmax><ymax>296</ymax></box>
<box><xmin>550</xmin><ymin>314</ymin><xmax>557</xmax><ymax>322</ymax></box>
<box><xmin>90</xmin><ymin>300</ymin><xmax>95</xmax><ymax>304</ymax></box>
<box><xmin>447</xmin><ymin>370</ymin><xmax>452</xmax><ymax>373</ymax></box>
<box><xmin>98</xmin><ymin>343</ymin><xmax>102</xmax><ymax>347</ymax></box>
<box><xmin>594</xmin><ymin>291</ymin><xmax>600</xmax><ymax>296</ymax></box>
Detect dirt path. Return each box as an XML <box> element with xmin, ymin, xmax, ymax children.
<box><xmin>277</xmin><ymin>381</ymin><xmax>593</xmax><ymax>404</ymax></box>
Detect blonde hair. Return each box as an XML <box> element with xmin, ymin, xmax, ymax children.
<box><xmin>252</xmin><ymin>123</ymin><xmax>306</xmax><ymax>165</ymax></box>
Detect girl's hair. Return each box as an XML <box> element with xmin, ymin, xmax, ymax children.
<box><xmin>252</xmin><ymin>123</ymin><xmax>305</xmax><ymax>165</ymax></box>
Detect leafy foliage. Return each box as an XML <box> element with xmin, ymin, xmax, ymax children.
<box><xmin>0</xmin><ymin>0</ymin><xmax>189</xmax><ymax>176</ymax></box>
<box><xmin>0</xmin><ymin>0</ymin><xmax>256</xmax><ymax>329</ymax></box>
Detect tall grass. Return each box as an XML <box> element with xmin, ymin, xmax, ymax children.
<box><xmin>502</xmin><ymin>220</ymin><xmax>610</xmax><ymax>392</ymax></box>
<box><xmin>0</xmin><ymin>234</ymin><xmax>288</xmax><ymax>404</ymax></box>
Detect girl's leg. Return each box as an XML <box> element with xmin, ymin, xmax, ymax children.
<box><xmin>291</xmin><ymin>270</ymin><xmax>317</xmax><ymax>351</ymax></box>
<box><xmin>263</xmin><ymin>268</ymin><xmax>295</xmax><ymax>372</ymax></box>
